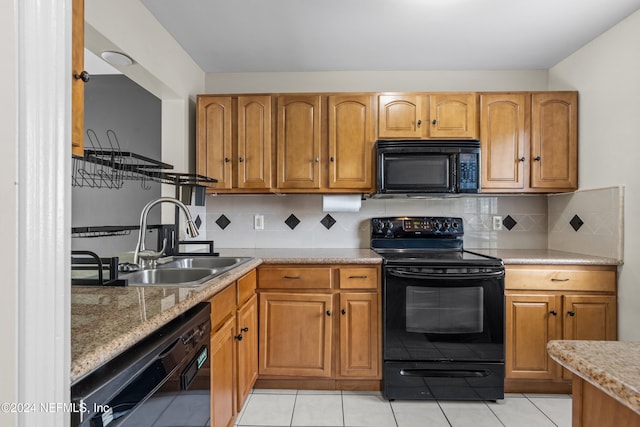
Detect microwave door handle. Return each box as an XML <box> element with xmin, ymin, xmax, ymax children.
<box><xmin>386</xmin><ymin>268</ymin><xmax>504</xmax><ymax>281</ymax></box>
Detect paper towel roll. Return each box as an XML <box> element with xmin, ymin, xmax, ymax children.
<box><xmin>322</xmin><ymin>195</ymin><xmax>362</xmax><ymax>212</ymax></box>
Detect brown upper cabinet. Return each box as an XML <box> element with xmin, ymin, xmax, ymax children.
<box><xmin>378</xmin><ymin>94</ymin><xmax>425</xmax><ymax>138</ymax></box>
<box><xmin>197</xmin><ymin>96</ymin><xmax>234</xmax><ymax>189</ymax></box>
<box><xmin>378</xmin><ymin>93</ymin><xmax>477</xmax><ymax>139</ymax></box>
<box><xmin>480</xmin><ymin>92</ymin><xmax>578</xmax><ymax>193</ymax></box>
<box><xmin>328</xmin><ymin>95</ymin><xmax>376</xmax><ymax>190</ymax></box>
<box><xmin>197</xmin><ymin>95</ymin><xmax>273</xmax><ymax>190</ymax></box>
<box><xmin>276</xmin><ymin>95</ymin><xmax>323</xmax><ymax>189</ymax></box>
<box><xmin>72</xmin><ymin>0</ymin><xmax>85</xmax><ymax>157</ymax></box>
<box><xmin>237</xmin><ymin>95</ymin><xmax>273</xmax><ymax>189</ymax></box>
<box><xmin>428</xmin><ymin>93</ymin><xmax>478</xmax><ymax>138</ymax></box>
<box><xmin>196</xmin><ymin>91</ymin><xmax>577</xmax><ymax>194</ymax></box>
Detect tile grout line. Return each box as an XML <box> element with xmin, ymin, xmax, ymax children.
<box><xmin>524</xmin><ymin>394</ymin><xmax>561</xmax><ymax>427</ymax></box>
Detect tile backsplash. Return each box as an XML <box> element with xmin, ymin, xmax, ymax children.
<box><xmin>548</xmin><ymin>186</ymin><xmax>624</xmax><ymax>259</ymax></box>
<box><xmin>205</xmin><ymin>194</ymin><xmax>549</xmax><ymax>249</ymax></box>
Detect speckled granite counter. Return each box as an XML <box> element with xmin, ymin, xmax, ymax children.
<box><xmin>71</xmin><ymin>249</ymin><xmax>382</xmax><ymax>383</ymax></box>
<box><xmin>215</xmin><ymin>248</ymin><xmax>383</xmax><ymax>264</ymax></box>
<box><xmin>71</xmin><ymin>258</ymin><xmax>262</xmax><ymax>383</ymax></box>
<box><xmin>547</xmin><ymin>340</ymin><xmax>640</xmax><ymax>416</ymax></box>
<box><xmin>470</xmin><ymin>249</ymin><xmax>622</xmax><ymax>266</ymax></box>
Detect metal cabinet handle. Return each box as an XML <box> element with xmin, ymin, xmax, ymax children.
<box><xmin>74</xmin><ymin>70</ymin><xmax>90</xmax><ymax>82</ymax></box>
<box><xmin>224</xmin><ymin>157</ymin><xmax>230</xmax><ymax>163</ymax></box>
<box><xmin>341</xmin><ymin>309</ymin><xmax>347</xmax><ymax>315</ymax></box>
<box><xmin>550</xmin><ymin>310</ymin><xmax>558</xmax><ymax>316</ymax></box>
<box><xmin>519</xmin><ymin>157</ymin><xmax>526</xmax><ymax>162</ymax></box>
<box><xmin>568</xmin><ymin>311</ymin><xmax>575</xmax><ymax>317</ymax></box>
<box><xmin>314</xmin><ymin>157</ymin><xmax>320</xmax><ymax>162</ymax></box>
<box><xmin>348</xmin><ymin>275</ymin><xmax>368</xmax><ymax>279</ymax></box>
<box><xmin>417</xmin><ymin>120</ymin><xmax>422</xmax><ymax>126</ymax></box>
<box><xmin>551</xmin><ymin>278</ymin><xmax>570</xmax><ymax>282</ymax></box>
<box><xmin>432</xmin><ymin>119</ymin><xmax>437</xmax><ymax>125</ymax></box>
<box><xmin>235</xmin><ymin>334</ymin><xmax>243</xmax><ymax>341</ymax></box>
<box><xmin>534</xmin><ymin>156</ymin><xmax>541</xmax><ymax>161</ymax></box>
<box><xmin>241</xmin><ymin>327</ymin><xmax>249</xmax><ymax>333</ymax></box>
<box><xmin>239</xmin><ymin>157</ymin><xmax>244</xmax><ymax>162</ymax></box>
<box><xmin>284</xmin><ymin>275</ymin><xmax>301</xmax><ymax>279</ymax></box>
<box><xmin>326</xmin><ymin>310</ymin><xmax>332</xmax><ymax>316</ymax></box>
<box><xmin>330</xmin><ymin>157</ymin><xmax>335</xmax><ymax>162</ymax></box>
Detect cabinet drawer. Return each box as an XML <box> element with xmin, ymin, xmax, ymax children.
<box><xmin>210</xmin><ymin>283</ymin><xmax>237</xmax><ymax>330</ymax></box>
<box><xmin>506</xmin><ymin>266</ymin><xmax>616</xmax><ymax>292</ymax></box>
<box><xmin>258</xmin><ymin>267</ymin><xmax>332</xmax><ymax>289</ymax></box>
<box><xmin>238</xmin><ymin>269</ymin><xmax>257</xmax><ymax>305</ymax></box>
<box><xmin>339</xmin><ymin>267</ymin><xmax>378</xmax><ymax>289</ymax></box>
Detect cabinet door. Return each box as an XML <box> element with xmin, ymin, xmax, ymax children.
<box><xmin>237</xmin><ymin>96</ymin><xmax>272</xmax><ymax>189</ymax></box>
<box><xmin>259</xmin><ymin>292</ymin><xmax>333</xmax><ymax>377</ymax></box>
<box><xmin>236</xmin><ymin>294</ymin><xmax>258</xmax><ymax>412</ymax></box>
<box><xmin>378</xmin><ymin>95</ymin><xmax>424</xmax><ymax>138</ymax></box>
<box><xmin>71</xmin><ymin>0</ymin><xmax>84</xmax><ymax>157</ymax></box>
<box><xmin>339</xmin><ymin>292</ymin><xmax>379</xmax><ymax>378</ymax></box>
<box><xmin>428</xmin><ymin>93</ymin><xmax>477</xmax><ymax>138</ymax></box>
<box><xmin>211</xmin><ymin>316</ymin><xmax>236</xmax><ymax>427</ymax></box>
<box><xmin>505</xmin><ymin>293</ymin><xmax>561</xmax><ymax>380</ymax></box>
<box><xmin>562</xmin><ymin>294</ymin><xmax>617</xmax><ymax>381</ymax></box>
<box><xmin>328</xmin><ymin>95</ymin><xmax>375</xmax><ymax>190</ymax></box>
<box><xmin>277</xmin><ymin>95</ymin><xmax>322</xmax><ymax>189</ymax></box>
<box><xmin>480</xmin><ymin>93</ymin><xmax>528</xmax><ymax>190</ymax></box>
<box><xmin>530</xmin><ymin>92</ymin><xmax>578</xmax><ymax>190</ymax></box>
<box><xmin>197</xmin><ymin>96</ymin><xmax>233</xmax><ymax>189</ymax></box>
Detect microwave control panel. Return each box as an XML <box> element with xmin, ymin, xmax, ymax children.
<box><xmin>458</xmin><ymin>153</ymin><xmax>479</xmax><ymax>191</ymax></box>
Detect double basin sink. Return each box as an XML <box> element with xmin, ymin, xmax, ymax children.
<box><xmin>122</xmin><ymin>256</ymin><xmax>252</xmax><ymax>287</ymax></box>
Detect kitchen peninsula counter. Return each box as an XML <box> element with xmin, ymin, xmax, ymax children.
<box><xmin>547</xmin><ymin>340</ymin><xmax>640</xmax><ymax>424</ymax></box>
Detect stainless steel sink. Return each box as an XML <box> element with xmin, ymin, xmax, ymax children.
<box><xmin>123</xmin><ymin>256</ymin><xmax>252</xmax><ymax>287</ymax></box>
<box><xmin>159</xmin><ymin>256</ymin><xmax>251</xmax><ymax>270</ymax></box>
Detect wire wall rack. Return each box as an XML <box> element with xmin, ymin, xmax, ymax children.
<box><xmin>72</xmin><ymin>129</ymin><xmax>217</xmax><ymax>189</ymax></box>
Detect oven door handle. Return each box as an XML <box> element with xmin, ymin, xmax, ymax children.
<box><xmin>386</xmin><ymin>268</ymin><xmax>505</xmax><ymax>280</ymax></box>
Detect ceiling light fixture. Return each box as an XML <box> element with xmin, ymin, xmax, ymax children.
<box><xmin>100</xmin><ymin>51</ymin><xmax>134</xmax><ymax>66</ymax></box>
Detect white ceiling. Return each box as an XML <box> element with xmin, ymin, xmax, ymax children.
<box><xmin>141</xmin><ymin>0</ymin><xmax>640</xmax><ymax>73</ymax></box>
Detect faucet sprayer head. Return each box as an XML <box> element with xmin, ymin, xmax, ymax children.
<box><xmin>186</xmin><ymin>219</ymin><xmax>200</xmax><ymax>238</ymax></box>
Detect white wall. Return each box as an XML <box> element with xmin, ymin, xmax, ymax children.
<box><xmin>85</xmin><ymin>0</ymin><xmax>206</xmax><ymax>174</ymax></box>
<box><xmin>0</xmin><ymin>0</ymin><xmax>17</xmax><ymax>424</ymax></box>
<box><xmin>205</xmin><ymin>70</ymin><xmax>548</xmax><ymax>93</ymax></box>
<box><xmin>549</xmin><ymin>10</ymin><xmax>640</xmax><ymax>340</ymax></box>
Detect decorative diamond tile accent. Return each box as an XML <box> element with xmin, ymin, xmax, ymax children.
<box><xmin>194</xmin><ymin>215</ymin><xmax>202</xmax><ymax>230</ymax></box>
<box><xmin>320</xmin><ymin>214</ymin><xmax>336</xmax><ymax>230</ymax></box>
<box><xmin>503</xmin><ymin>215</ymin><xmax>517</xmax><ymax>231</ymax></box>
<box><xmin>215</xmin><ymin>214</ymin><xmax>231</xmax><ymax>230</ymax></box>
<box><xmin>285</xmin><ymin>214</ymin><xmax>300</xmax><ymax>230</ymax></box>
<box><xmin>570</xmin><ymin>214</ymin><xmax>584</xmax><ymax>231</ymax></box>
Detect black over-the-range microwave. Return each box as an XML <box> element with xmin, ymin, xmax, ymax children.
<box><xmin>375</xmin><ymin>140</ymin><xmax>480</xmax><ymax>196</ymax></box>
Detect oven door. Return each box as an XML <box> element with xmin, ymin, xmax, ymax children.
<box><xmin>383</xmin><ymin>265</ymin><xmax>505</xmax><ymax>400</ymax></box>
<box><xmin>383</xmin><ymin>265</ymin><xmax>505</xmax><ymax>363</ymax></box>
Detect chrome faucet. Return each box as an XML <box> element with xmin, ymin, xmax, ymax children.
<box><xmin>133</xmin><ymin>197</ymin><xmax>200</xmax><ymax>268</ymax></box>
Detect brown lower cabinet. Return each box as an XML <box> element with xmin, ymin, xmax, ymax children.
<box><xmin>256</xmin><ymin>264</ymin><xmax>381</xmax><ymax>390</ymax></box>
<box><xmin>208</xmin><ymin>269</ymin><xmax>258</xmax><ymax>427</ymax></box>
<box><xmin>505</xmin><ymin>265</ymin><xmax>617</xmax><ymax>393</ymax></box>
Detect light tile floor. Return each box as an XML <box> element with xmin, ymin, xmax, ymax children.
<box><xmin>236</xmin><ymin>389</ymin><xmax>572</xmax><ymax>427</ymax></box>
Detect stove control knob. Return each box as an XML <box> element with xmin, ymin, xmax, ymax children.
<box><xmin>443</xmin><ymin>221</ymin><xmax>449</xmax><ymax>230</ymax></box>
<box><xmin>452</xmin><ymin>221</ymin><xmax>459</xmax><ymax>229</ymax></box>
<box><xmin>433</xmin><ymin>220</ymin><xmax>441</xmax><ymax>230</ymax></box>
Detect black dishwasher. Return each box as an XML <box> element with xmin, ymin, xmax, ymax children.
<box><xmin>71</xmin><ymin>302</ymin><xmax>211</xmax><ymax>427</ymax></box>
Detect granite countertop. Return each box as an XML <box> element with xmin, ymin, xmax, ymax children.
<box><xmin>470</xmin><ymin>249</ymin><xmax>622</xmax><ymax>266</ymax></box>
<box><xmin>215</xmin><ymin>248</ymin><xmax>383</xmax><ymax>264</ymax></box>
<box><xmin>70</xmin><ymin>248</ymin><xmax>382</xmax><ymax>383</ymax></box>
<box><xmin>547</xmin><ymin>340</ymin><xmax>640</xmax><ymax>415</ymax></box>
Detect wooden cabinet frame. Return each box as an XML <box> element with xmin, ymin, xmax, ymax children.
<box><xmin>505</xmin><ymin>265</ymin><xmax>617</xmax><ymax>394</ymax></box>
<box><xmin>256</xmin><ymin>264</ymin><xmax>382</xmax><ymax>391</ymax></box>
